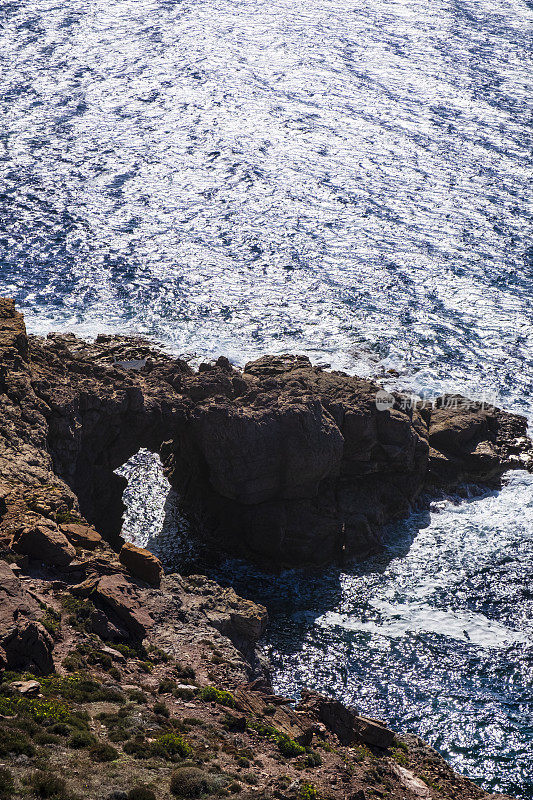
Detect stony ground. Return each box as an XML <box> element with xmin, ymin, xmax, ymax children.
<box><xmin>0</xmin><ymin>594</ymin><xmax>509</xmax><ymax>800</ymax></box>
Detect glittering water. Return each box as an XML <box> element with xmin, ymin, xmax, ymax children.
<box><xmin>2</xmin><ymin>0</ymin><xmax>533</xmax><ymax>795</ymax></box>
<box><xmin>119</xmin><ymin>451</ymin><xmax>533</xmax><ymax>799</ymax></box>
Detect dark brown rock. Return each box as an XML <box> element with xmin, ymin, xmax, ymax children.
<box><xmin>2</xmin><ymin>619</ymin><xmax>54</xmax><ymax>674</ymax></box>
<box><xmin>297</xmin><ymin>690</ymin><xmax>395</xmax><ymax>749</ymax></box>
<box><xmin>95</xmin><ymin>573</ymin><xmax>154</xmax><ymax>638</ymax></box>
<box><xmin>353</xmin><ymin>715</ymin><xmax>395</xmax><ymax>749</ymax></box>
<box><xmin>13</xmin><ymin>523</ymin><xmax>76</xmax><ymax>566</ymax></box>
<box><xmin>0</xmin><ymin>560</ymin><xmax>55</xmax><ymax>673</ymax></box>
<box><xmin>60</xmin><ymin>523</ymin><xmax>102</xmax><ymax>550</ymax></box>
<box><xmin>297</xmin><ymin>689</ymin><xmax>359</xmax><ymax>745</ymax></box>
<box><xmin>1</xmin><ymin>298</ymin><xmax>532</xmax><ymax>567</ymax></box>
<box><xmin>119</xmin><ymin>541</ymin><xmax>163</xmax><ymax>587</ymax></box>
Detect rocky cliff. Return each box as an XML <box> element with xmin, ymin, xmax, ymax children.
<box><xmin>1</xmin><ymin>298</ymin><xmax>531</xmax><ymax>568</ymax></box>
<box><xmin>0</xmin><ymin>297</ymin><xmax>526</xmax><ymax>800</ymax></box>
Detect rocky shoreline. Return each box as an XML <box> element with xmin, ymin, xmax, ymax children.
<box><xmin>0</xmin><ymin>296</ymin><xmax>530</xmax><ymax>800</ymax></box>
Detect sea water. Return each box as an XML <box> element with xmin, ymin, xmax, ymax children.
<box><xmin>1</xmin><ymin>0</ymin><xmax>532</xmax><ymax>794</ymax></box>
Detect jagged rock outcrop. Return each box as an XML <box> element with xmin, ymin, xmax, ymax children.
<box><xmin>297</xmin><ymin>689</ymin><xmax>395</xmax><ymax>749</ymax></box>
<box><xmin>0</xmin><ymin>560</ymin><xmax>54</xmax><ymax>673</ymax></box>
<box><xmin>1</xmin><ymin>297</ymin><xmax>532</xmax><ymax>567</ymax></box>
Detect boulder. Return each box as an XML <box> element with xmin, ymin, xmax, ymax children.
<box><xmin>119</xmin><ymin>542</ymin><xmax>163</xmax><ymax>587</ymax></box>
<box><xmin>95</xmin><ymin>573</ymin><xmax>154</xmax><ymax>638</ymax></box>
<box><xmin>9</xmin><ymin>679</ymin><xmax>41</xmax><ymax>696</ymax></box>
<box><xmin>0</xmin><ymin>560</ymin><xmax>54</xmax><ymax>673</ymax></box>
<box><xmin>13</xmin><ymin>523</ymin><xmax>76</xmax><ymax>566</ymax></box>
<box><xmin>60</xmin><ymin>523</ymin><xmax>102</xmax><ymax>550</ymax></box>
<box><xmin>180</xmin><ymin>576</ymin><xmax>267</xmax><ymax>647</ymax></box>
<box><xmin>297</xmin><ymin>691</ymin><xmax>395</xmax><ymax>749</ymax></box>
<box><xmin>2</xmin><ymin>619</ymin><xmax>54</xmax><ymax>674</ymax></box>
<box><xmin>87</xmin><ymin>607</ymin><xmax>128</xmax><ymax>641</ymax></box>
<box><xmin>297</xmin><ymin>689</ymin><xmax>358</xmax><ymax>745</ymax></box>
<box><xmin>100</xmin><ymin>645</ymin><xmax>126</xmax><ymax>663</ymax></box>
<box><xmin>353</xmin><ymin>715</ymin><xmax>395</xmax><ymax>749</ymax></box>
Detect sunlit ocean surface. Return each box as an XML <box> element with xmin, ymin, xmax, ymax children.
<box><xmin>1</xmin><ymin>0</ymin><xmax>532</xmax><ymax>795</ymax></box>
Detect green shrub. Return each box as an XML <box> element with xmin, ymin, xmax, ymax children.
<box><xmin>35</xmin><ymin>731</ymin><xmax>62</xmax><ymax>745</ymax></box>
<box><xmin>128</xmin><ymin>786</ymin><xmax>157</xmax><ymax>800</ymax></box>
<box><xmin>12</xmin><ymin>716</ymin><xmax>40</xmax><ymax>736</ymax></box>
<box><xmin>305</xmin><ymin>751</ymin><xmax>322</xmax><ymax>767</ymax></box>
<box><xmin>65</xmin><ymin>711</ymin><xmax>91</xmax><ymax>730</ymax></box>
<box><xmin>153</xmin><ymin>701</ymin><xmax>170</xmax><ymax>717</ymax></box>
<box><xmin>127</xmin><ymin>689</ymin><xmax>148</xmax><ymax>704</ymax></box>
<box><xmin>109</xmin><ymin>727</ymin><xmax>129</xmax><ymax>743</ymax></box>
<box><xmin>391</xmin><ymin>747</ymin><xmax>408</xmax><ymax>766</ymax></box>
<box><xmin>0</xmin><ymin>726</ymin><xmax>35</xmax><ymax>756</ymax></box>
<box><xmin>59</xmin><ymin>595</ymin><xmax>96</xmax><ymax>631</ymax></box>
<box><xmin>0</xmin><ymin>766</ymin><xmax>14</xmax><ymax>798</ymax></box>
<box><xmin>151</xmin><ymin>732</ymin><xmax>193</xmax><ymax>760</ymax></box>
<box><xmin>246</xmin><ymin>720</ymin><xmax>305</xmax><ymax>758</ymax></box>
<box><xmin>29</xmin><ymin>770</ymin><xmax>67</xmax><ymax>798</ymax></box>
<box><xmin>299</xmin><ymin>783</ymin><xmax>320</xmax><ymax>800</ymax></box>
<box><xmin>169</xmin><ymin>767</ymin><xmax>216</xmax><ymax>797</ymax></box>
<box><xmin>89</xmin><ymin>741</ymin><xmax>119</xmax><ymax>762</ymax></box>
<box><xmin>114</xmin><ymin>642</ymin><xmax>147</xmax><ymax>660</ymax></box>
<box><xmin>0</xmin><ymin>695</ymin><xmax>71</xmax><ymax>724</ymax></box>
<box><xmin>158</xmin><ymin>678</ymin><xmax>176</xmax><ymax>694</ymax></box>
<box><xmin>41</xmin><ymin>672</ymin><xmax>123</xmax><ymax>704</ymax></box>
<box><xmin>62</xmin><ymin>653</ymin><xmax>84</xmax><ymax>672</ymax></box>
<box><xmin>199</xmin><ymin>687</ymin><xmax>235</xmax><ymax>708</ymax></box>
<box><xmin>277</xmin><ymin>735</ymin><xmax>305</xmax><ymax>757</ymax></box>
<box><xmin>68</xmin><ymin>730</ymin><xmax>96</xmax><ymax>749</ymax></box>
<box><xmin>41</xmin><ymin>607</ymin><xmax>61</xmax><ymax>637</ymax></box>
<box><xmin>124</xmin><ymin>738</ymin><xmax>152</xmax><ymax>759</ymax></box>
<box><xmin>50</xmin><ymin>723</ymin><xmax>71</xmax><ymax>736</ymax></box>
<box><xmin>176</xmin><ymin>664</ymin><xmax>196</xmax><ymax>682</ymax></box>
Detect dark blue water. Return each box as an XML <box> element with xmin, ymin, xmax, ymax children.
<box><xmin>1</xmin><ymin>0</ymin><xmax>532</xmax><ymax>795</ymax></box>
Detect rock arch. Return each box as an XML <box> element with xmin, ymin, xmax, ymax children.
<box><xmin>1</xmin><ymin>298</ymin><xmax>532</xmax><ymax>568</ymax></box>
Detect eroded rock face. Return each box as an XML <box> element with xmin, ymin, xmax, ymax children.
<box><xmin>0</xmin><ymin>561</ymin><xmax>54</xmax><ymax>673</ymax></box>
<box><xmin>297</xmin><ymin>689</ymin><xmax>395</xmax><ymax>749</ymax></box>
<box><xmin>163</xmin><ymin>356</ymin><xmax>532</xmax><ymax>563</ymax></box>
<box><xmin>1</xmin><ymin>297</ymin><xmax>532</xmax><ymax>567</ymax></box>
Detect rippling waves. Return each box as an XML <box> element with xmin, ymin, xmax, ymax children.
<box><xmin>2</xmin><ymin>0</ymin><xmax>533</xmax><ymax>795</ymax></box>
<box><xmin>119</xmin><ymin>452</ymin><xmax>533</xmax><ymax>798</ymax></box>
<box><xmin>1</xmin><ymin>0</ymin><xmax>533</xmax><ymax>411</ymax></box>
